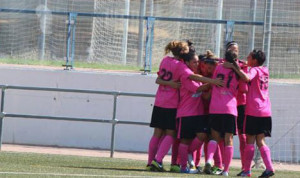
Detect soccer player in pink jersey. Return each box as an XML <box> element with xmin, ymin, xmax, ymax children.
<box><xmin>202</xmin><ymin>52</ymin><xmax>224</xmax><ymax>175</ymax></box>
<box><xmin>239</xmin><ymin>50</ymin><xmax>275</xmax><ymax>178</ymax></box>
<box><xmin>190</xmin><ymin>51</ymin><xmax>223</xmax><ymax>175</ymax></box>
<box><xmin>147</xmin><ymin>40</ymin><xmax>189</xmax><ymax>171</ymax></box>
<box><xmin>148</xmin><ymin>41</ymin><xmax>223</xmax><ymax>172</ymax></box>
<box><xmin>203</xmin><ymin>50</ymin><xmax>249</xmax><ymax>176</ymax></box>
<box><xmin>225</xmin><ymin>41</ymin><xmax>249</xmax><ymax>176</ymax></box>
<box><xmin>176</xmin><ymin>51</ymin><xmax>209</xmax><ymax>173</ymax></box>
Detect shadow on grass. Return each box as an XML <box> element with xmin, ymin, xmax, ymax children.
<box><xmin>61</xmin><ymin>165</ymin><xmax>148</xmax><ymax>172</ymax></box>
<box><xmin>61</xmin><ymin>165</ymin><xmax>180</xmax><ymax>175</ymax></box>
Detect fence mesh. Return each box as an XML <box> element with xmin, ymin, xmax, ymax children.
<box><xmin>1</xmin><ymin>0</ymin><xmax>299</xmax><ymax>77</ymax></box>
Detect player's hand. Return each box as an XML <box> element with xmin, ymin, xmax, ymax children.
<box><xmin>213</xmin><ymin>78</ymin><xmax>224</xmax><ymax>87</ymax></box>
<box><xmin>169</xmin><ymin>80</ymin><xmax>181</xmax><ymax>89</ymax></box>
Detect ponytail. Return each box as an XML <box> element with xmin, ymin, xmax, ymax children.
<box><xmin>164</xmin><ymin>40</ymin><xmax>188</xmax><ymax>57</ymax></box>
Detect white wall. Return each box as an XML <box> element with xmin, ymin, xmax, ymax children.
<box><xmin>0</xmin><ymin>66</ymin><xmax>299</xmax><ymax>162</ymax></box>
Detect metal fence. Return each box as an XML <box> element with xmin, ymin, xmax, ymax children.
<box><xmin>0</xmin><ymin>84</ymin><xmax>155</xmax><ymax>157</ymax></box>
<box><xmin>0</xmin><ymin>83</ymin><xmax>299</xmax><ymax>164</ymax></box>
<box><xmin>0</xmin><ymin>0</ymin><xmax>299</xmax><ymax>77</ymax></box>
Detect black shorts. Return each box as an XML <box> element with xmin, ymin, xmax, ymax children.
<box><xmin>237</xmin><ymin>105</ymin><xmax>246</xmax><ymax>133</ymax></box>
<box><xmin>195</xmin><ymin>115</ymin><xmax>209</xmax><ymax>134</ymax></box>
<box><xmin>245</xmin><ymin>115</ymin><xmax>272</xmax><ymax>137</ymax></box>
<box><xmin>209</xmin><ymin>114</ymin><xmax>237</xmax><ymax>135</ymax></box>
<box><xmin>177</xmin><ymin>116</ymin><xmax>208</xmax><ymax>139</ymax></box>
<box><xmin>150</xmin><ymin>106</ymin><xmax>177</xmax><ymax>130</ymax></box>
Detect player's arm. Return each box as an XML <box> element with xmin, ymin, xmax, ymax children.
<box><xmin>223</xmin><ymin>62</ymin><xmax>250</xmax><ymax>82</ymax></box>
<box><xmin>202</xmin><ymin>89</ymin><xmax>212</xmax><ymax>100</ymax></box>
<box><xmin>155</xmin><ymin>76</ymin><xmax>181</xmax><ymax>89</ymax></box>
<box><xmin>196</xmin><ymin>83</ymin><xmax>211</xmax><ymax>93</ymax></box>
<box><xmin>189</xmin><ymin>74</ymin><xmax>224</xmax><ymax>87</ymax></box>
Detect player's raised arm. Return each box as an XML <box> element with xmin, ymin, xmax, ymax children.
<box><xmin>189</xmin><ymin>74</ymin><xmax>224</xmax><ymax>87</ymax></box>
<box><xmin>155</xmin><ymin>76</ymin><xmax>181</xmax><ymax>89</ymax></box>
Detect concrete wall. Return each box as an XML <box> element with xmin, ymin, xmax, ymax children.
<box><xmin>0</xmin><ymin>66</ymin><xmax>299</xmax><ymax>162</ymax></box>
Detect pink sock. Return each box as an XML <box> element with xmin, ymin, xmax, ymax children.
<box><xmin>158</xmin><ymin>135</ymin><xmax>165</xmax><ymax>148</ymax></box>
<box><xmin>194</xmin><ymin>146</ymin><xmax>202</xmax><ymax>166</ymax></box>
<box><xmin>188</xmin><ymin>137</ymin><xmax>204</xmax><ymax>153</ymax></box>
<box><xmin>244</xmin><ymin>144</ymin><xmax>255</xmax><ymax>172</ymax></box>
<box><xmin>213</xmin><ymin>145</ymin><xmax>223</xmax><ymax>169</ymax></box>
<box><xmin>239</xmin><ymin>134</ymin><xmax>246</xmax><ymax>170</ymax></box>
<box><xmin>171</xmin><ymin>138</ymin><xmax>180</xmax><ymax>165</ymax></box>
<box><xmin>223</xmin><ymin>146</ymin><xmax>233</xmax><ymax>172</ymax></box>
<box><xmin>156</xmin><ymin>135</ymin><xmax>174</xmax><ymax>162</ymax></box>
<box><xmin>206</xmin><ymin>140</ymin><xmax>218</xmax><ymax>163</ymax></box>
<box><xmin>260</xmin><ymin>145</ymin><xmax>274</xmax><ymax>172</ymax></box>
<box><xmin>147</xmin><ymin>136</ymin><xmax>160</xmax><ymax>165</ymax></box>
<box><xmin>179</xmin><ymin>143</ymin><xmax>189</xmax><ymax>170</ymax></box>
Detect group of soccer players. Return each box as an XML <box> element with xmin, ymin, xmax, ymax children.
<box><xmin>146</xmin><ymin>40</ymin><xmax>275</xmax><ymax>177</ymax></box>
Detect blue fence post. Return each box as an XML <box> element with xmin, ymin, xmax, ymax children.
<box><xmin>0</xmin><ymin>86</ymin><xmax>6</xmax><ymax>150</ymax></box>
<box><xmin>64</xmin><ymin>12</ymin><xmax>78</xmax><ymax>70</ymax></box>
<box><xmin>225</xmin><ymin>21</ymin><xmax>235</xmax><ymax>45</ymax></box>
<box><xmin>142</xmin><ymin>17</ymin><xmax>155</xmax><ymax>75</ymax></box>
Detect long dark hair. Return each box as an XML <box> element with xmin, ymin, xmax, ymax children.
<box><xmin>225</xmin><ymin>50</ymin><xmax>240</xmax><ymax>79</ymax></box>
<box><xmin>251</xmin><ymin>49</ymin><xmax>266</xmax><ymax>66</ymax></box>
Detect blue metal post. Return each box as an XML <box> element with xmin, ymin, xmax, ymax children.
<box><xmin>0</xmin><ymin>86</ymin><xmax>6</xmax><ymax>150</ymax></box>
<box><xmin>64</xmin><ymin>12</ymin><xmax>77</xmax><ymax>70</ymax></box>
<box><xmin>70</xmin><ymin>13</ymin><xmax>78</xmax><ymax>69</ymax></box>
<box><xmin>143</xmin><ymin>17</ymin><xmax>155</xmax><ymax>74</ymax></box>
<box><xmin>225</xmin><ymin>21</ymin><xmax>235</xmax><ymax>46</ymax></box>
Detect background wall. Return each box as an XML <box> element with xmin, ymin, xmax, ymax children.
<box><xmin>0</xmin><ymin>66</ymin><xmax>299</xmax><ymax>162</ymax></box>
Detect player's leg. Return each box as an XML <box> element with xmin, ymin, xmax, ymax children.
<box><xmin>204</xmin><ymin>128</ymin><xmax>220</xmax><ymax>174</ymax></box>
<box><xmin>257</xmin><ymin>134</ymin><xmax>275</xmax><ymax>177</ymax></box>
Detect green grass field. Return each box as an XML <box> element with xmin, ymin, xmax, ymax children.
<box><xmin>0</xmin><ymin>58</ymin><xmax>159</xmax><ymax>73</ymax></box>
<box><xmin>0</xmin><ymin>151</ymin><xmax>298</xmax><ymax>178</ymax></box>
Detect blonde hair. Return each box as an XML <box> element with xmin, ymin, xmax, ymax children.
<box><xmin>164</xmin><ymin>40</ymin><xmax>188</xmax><ymax>56</ymax></box>
<box><xmin>205</xmin><ymin>50</ymin><xmax>217</xmax><ymax>59</ymax></box>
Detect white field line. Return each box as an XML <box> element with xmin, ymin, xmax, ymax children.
<box><xmin>0</xmin><ymin>171</ymin><xmax>176</xmax><ymax>178</ymax></box>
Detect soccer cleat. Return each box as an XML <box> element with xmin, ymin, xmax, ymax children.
<box><xmin>237</xmin><ymin>170</ymin><xmax>244</xmax><ymax>176</ymax></box>
<box><xmin>169</xmin><ymin>164</ymin><xmax>180</xmax><ymax>173</ymax></box>
<box><xmin>203</xmin><ymin>162</ymin><xmax>212</xmax><ymax>174</ymax></box>
<box><xmin>145</xmin><ymin>164</ymin><xmax>153</xmax><ymax>171</ymax></box>
<box><xmin>239</xmin><ymin>171</ymin><xmax>251</xmax><ymax>177</ymax></box>
<box><xmin>151</xmin><ymin>159</ymin><xmax>165</xmax><ymax>172</ymax></box>
<box><xmin>187</xmin><ymin>153</ymin><xmax>195</xmax><ymax>168</ymax></box>
<box><xmin>221</xmin><ymin>171</ymin><xmax>229</xmax><ymax>176</ymax></box>
<box><xmin>211</xmin><ymin>166</ymin><xmax>223</xmax><ymax>175</ymax></box>
<box><xmin>258</xmin><ymin>170</ymin><xmax>275</xmax><ymax>178</ymax></box>
<box><xmin>180</xmin><ymin>167</ymin><xmax>199</xmax><ymax>174</ymax></box>
<box><xmin>196</xmin><ymin>166</ymin><xmax>203</xmax><ymax>174</ymax></box>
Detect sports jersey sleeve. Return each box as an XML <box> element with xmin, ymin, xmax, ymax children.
<box><xmin>248</xmin><ymin>68</ymin><xmax>258</xmax><ymax>81</ymax></box>
<box><xmin>238</xmin><ymin>80</ymin><xmax>248</xmax><ymax>93</ymax></box>
<box><xmin>212</xmin><ymin>65</ymin><xmax>220</xmax><ymax>79</ymax></box>
<box><xmin>177</xmin><ymin>62</ymin><xmax>194</xmax><ymax>81</ymax></box>
<box><xmin>181</xmin><ymin>77</ymin><xmax>200</xmax><ymax>93</ymax></box>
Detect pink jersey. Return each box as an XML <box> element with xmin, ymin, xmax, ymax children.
<box><xmin>245</xmin><ymin>67</ymin><xmax>271</xmax><ymax>117</ymax></box>
<box><xmin>154</xmin><ymin>56</ymin><xmax>193</xmax><ymax>108</ymax></box>
<box><xmin>209</xmin><ymin>64</ymin><xmax>239</xmax><ymax>116</ymax></box>
<box><xmin>237</xmin><ymin>62</ymin><xmax>248</xmax><ymax>106</ymax></box>
<box><xmin>219</xmin><ymin>58</ymin><xmax>248</xmax><ymax>106</ymax></box>
<box><xmin>176</xmin><ymin>68</ymin><xmax>204</xmax><ymax>118</ymax></box>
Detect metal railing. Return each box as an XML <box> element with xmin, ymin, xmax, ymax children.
<box><xmin>0</xmin><ymin>85</ymin><xmax>155</xmax><ymax>157</ymax></box>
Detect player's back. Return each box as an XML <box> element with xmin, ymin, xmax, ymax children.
<box><xmin>209</xmin><ymin>64</ymin><xmax>239</xmax><ymax>116</ymax></box>
<box><xmin>154</xmin><ymin>56</ymin><xmax>180</xmax><ymax>108</ymax></box>
<box><xmin>246</xmin><ymin>66</ymin><xmax>271</xmax><ymax>117</ymax></box>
